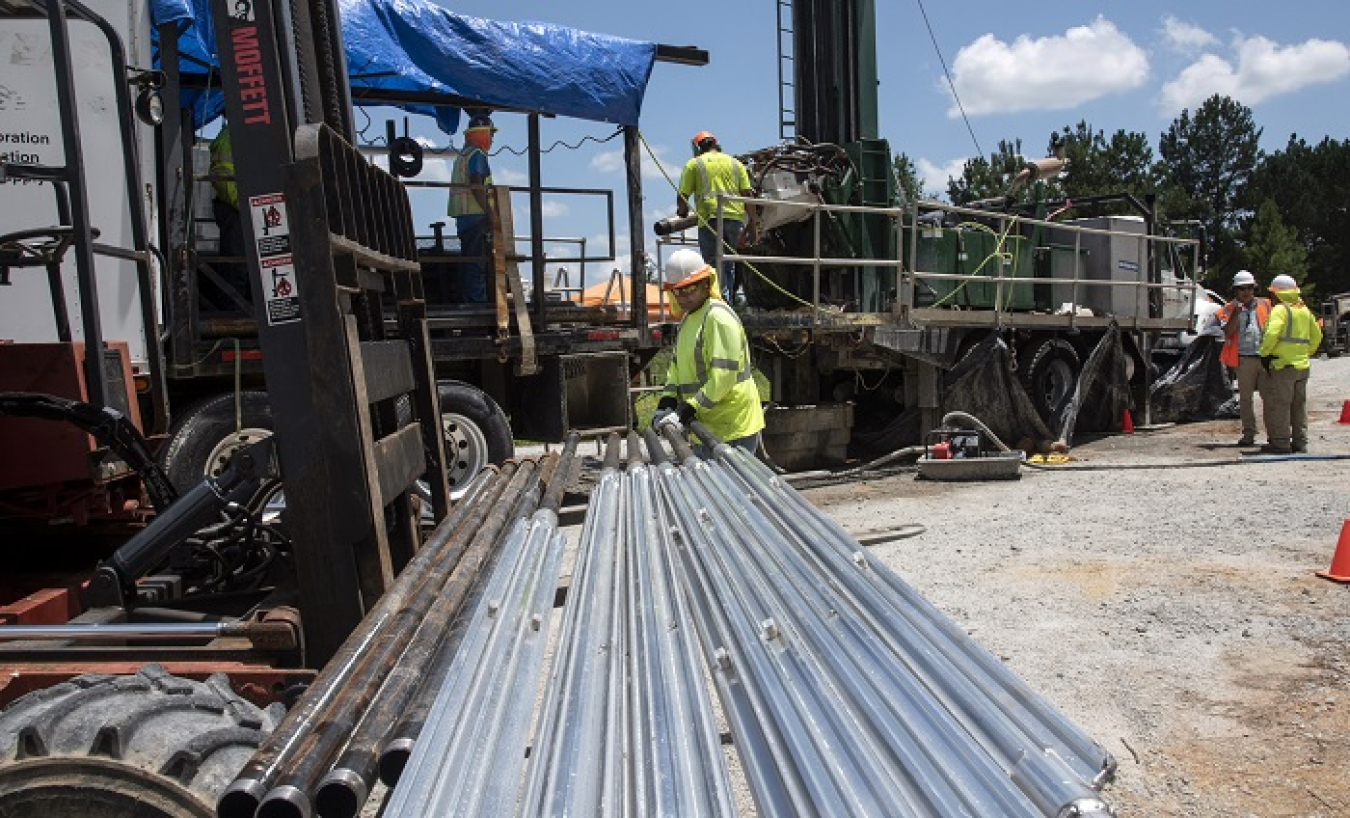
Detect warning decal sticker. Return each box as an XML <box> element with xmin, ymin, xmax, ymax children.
<box><xmin>249</xmin><ymin>192</ymin><xmax>300</xmax><ymax>325</ymax></box>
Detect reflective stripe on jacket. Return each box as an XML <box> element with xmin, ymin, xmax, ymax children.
<box><xmin>1258</xmin><ymin>297</ymin><xmax>1322</xmax><ymax>371</ymax></box>
<box><xmin>1217</xmin><ymin>297</ymin><xmax>1270</xmax><ymax>368</ymax></box>
<box><xmin>447</xmin><ymin>147</ymin><xmax>491</xmax><ymax>218</ymax></box>
<box><xmin>678</xmin><ymin>151</ymin><xmax>750</xmax><ymax>224</ymax></box>
<box><xmin>662</xmin><ymin>299</ymin><xmax>764</xmax><ymax>442</ymax></box>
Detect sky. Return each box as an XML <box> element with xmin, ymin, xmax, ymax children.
<box><xmin>373</xmin><ymin>0</ymin><xmax>1350</xmax><ymax>278</ymax></box>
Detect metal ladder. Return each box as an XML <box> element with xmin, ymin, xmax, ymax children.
<box><xmin>776</xmin><ymin>0</ymin><xmax>796</xmax><ymax>141</ymax></box>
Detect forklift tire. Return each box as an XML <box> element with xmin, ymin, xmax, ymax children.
<box><xmin>1018</xmin><ymin>338</ymin><xmax>1081</xmax><ymax>421</ymax></box>
<box><xmin>438</xmin><ymin>380</ymin><xmax>513</xmax><ymax>495</ymax></box>
<box><xmin>159</xmin><ymin>392</ymin><xmax>274</xmax><ymax>493</ymax></box>
<box><xmin>0</xmin><ymin>665</ymin><xmax>284</xmax><ymax>818</ymax></box>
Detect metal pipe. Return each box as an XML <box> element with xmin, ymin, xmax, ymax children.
<box><xmin>0</xmin><ymin>622</ymin><xmax>239</xmax><ymax>642</ymax></box>
<box><xmin>256</xmin><ymin>461</ymin><xmax>541</xmax><ymax>818</ymax></box>
<box><xmin>217</xmin><ymin>466</ymin><xmax>507</xmax><ymax>818</ymax></box>
<box><xmin>374</xmin><ymin>445</ymin><xmax>579</xmax><ymax>789</ymax></box>
<box><xmin>316</xmin><ymin>447</ymin><xmax>574</xmax><ymax>817</ymax></box>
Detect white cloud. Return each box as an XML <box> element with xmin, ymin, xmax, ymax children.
<box><xmin>592</xmin><ymin>145</ymin><xmax>680</xmax><ymax>182</ymax></box>
<box><xmin>917</xmin><ymin>158</ymin><xmax>967</xmax><ymax>196</ymax></box>
<box><xmin>492</xmin><ymin>165</ymin><xmax>528</xmax><ymax>186</ymax></box>
<box><xmin>1161</xmin><ymin>16</ymin><xmax>1217</xmax><ymax>53</ymax></box>
<box><xmin>1159</xmin><ymin>35</ymin><xmax>1350</xmax><ymax>113</ymax></box>
<box><xmin>946</xmin><ymin>17</ymin><xmax>1149</xmax><ymax>116</ymax></box>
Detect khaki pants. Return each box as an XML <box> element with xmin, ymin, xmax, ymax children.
<box><xmin>1262</xmin><ymin>365</ymin><xmax>1310</xmax><ymax>449</ymax></box>
<box><xmin>1235</xmin><ymin>356</ymin><xmax>1267</xmax><ymax>439</ymax></box>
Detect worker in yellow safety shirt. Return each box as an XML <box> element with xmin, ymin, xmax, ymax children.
<box><xmin>1257</xmin><ymin>274</ymin><xmax>1322</xmax><ymax>454</ymax></box>
<box><xmin>208</xmin><ymin>125</ymin><xmax>250</xmax><ymax>304</ymax></box>
<box><xmin>1217</xmin><ymin>269</ymin><xmax>1272</xmax><ymax>446</ymax></box>
<box><xmin>676</xmin><ymin>130</ymin><xmax>756</xmax><ymax>305</ymax></box>
<box><xmin>652</xmin><ymin>249</ymin><xmax>764</xmax><ymax>458</ymax></box>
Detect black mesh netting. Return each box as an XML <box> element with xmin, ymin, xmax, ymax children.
<box><xmin>943</xmin><ymin>330</ymin><xmax>1054</xmax><ymax>448</ymax></box>
<box><xmin>1148</xmin><ymin>334</ymin><xmax>1239</xmax><ymax>423</ymax></box>
<box><xmin>1052</xmin><ymin>323</ymin><xmax>1134</xmax><ymax>446</ymax></box>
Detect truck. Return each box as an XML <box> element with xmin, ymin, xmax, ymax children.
<box><xmin>0</xmin><ymin>0</ymin><xmax>705</xmax><ymax>527</ymax></box>
<box><xmin>1319</xmin><ymin>292</ymin><xmax>1350</xmax><ymax>357</ymax></box>
<box><xmin>649</xmin><ymin>0</ymin><xmax>1200</xmax><ymax>468</ymax></box>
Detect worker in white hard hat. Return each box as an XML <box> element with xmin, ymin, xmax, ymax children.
<box><xmin>447</xmin><ymin>111</ymin><xmax>498</xmax><ymax>303</ymax></box>
<box><xmin>1215</xmin><ymin>269</ymin><xmax>1272</xmax><ymax>446</ymax></box>
<box><xmin>1256</xmin><ymin>274</ymin><xmax>1322</xmax><ymax>454</ymax></box>
<box><xmin>652</xmin><ymin>249</ymin><xmax>765</xmax><ymax>457</ymax></box>
<box><xmin>676</xmin><ymin>130</ymin><xmax>756</xmax><ymax>305</ymax></box>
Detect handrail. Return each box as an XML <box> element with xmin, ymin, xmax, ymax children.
<box><xmin>705</xmin><ymin>193</ymin><xmax>1200</xmax><ymax>328</ymax></box>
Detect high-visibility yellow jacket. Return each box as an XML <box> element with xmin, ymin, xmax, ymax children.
<box><xmin>448</xmin><ymin>147</ymin><xmax>492</xmax><ymax>218</ymax></box>
<box><xmin>663</xmin><ymin>299</ymin><xmax>764</xmax><ymax>442</ymax></box>
<box><xmin>678</xmin><ymin>150</ymin><xmax>751</xmax><ymax>225</ymax></box>
<box><xmin>1259</xmin><ymin>292</ymin><xmax>1322</xmax><ymax>371</ymax></box>
<box><xmin>209</xmin><ymin>127</ymin><xmax>238</xmax><ymax>209</ymax></box>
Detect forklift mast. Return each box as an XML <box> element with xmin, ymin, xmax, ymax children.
<box><xmin>208</xmin><ymin>0</ymin><xmax>453</xmax><ymax>664</ymax></box>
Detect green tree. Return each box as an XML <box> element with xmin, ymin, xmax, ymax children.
<box><xmin>1242</xmin><ymin>199</ymin><xmax>1308</xmax><ymax>291</ymax></box>
<box><xmin>1246</xmin><ymin>135</ymin><xmax>1350</xmax><ymax>300</ymax></box>
<box><xmin>947</xmin><ymin>139</ymin><xmax>1042</xmax><ymax>205</ymax></box>
<box><xmin>892</xmin><ymin>152</ymin><xmax>926</xmax><ymax>203</ymax></box>
<box><xmin>1156</xmin><ymin>94</ymin><xmax>1262</xmax><ymax>280</ymax></box>
<box><xmin>1054</xmin><ymin>122</ymin><xmax>1159</xmax><ymax>215</ymax></box>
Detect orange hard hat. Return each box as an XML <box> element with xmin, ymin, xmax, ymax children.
<box><xmin>690</xmin><ymin>130</ymin><xmax>717</xmax><ymax>153</ymax></box>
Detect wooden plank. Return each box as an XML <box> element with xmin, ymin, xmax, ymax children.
<box><xmin>372</xmin><ymin>423</ymin><xmax>426</xmax><ymax>510</ymax></box>
<box><xmin>359</xmin><ymin>340</ymin><xmax>415</xmax><ymax>405</ymax></box>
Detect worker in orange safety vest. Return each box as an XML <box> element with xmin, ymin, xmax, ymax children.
<box><xmin>1216</xmin><ymin>270</ymin><xmax>1271</xmax><ymax>446</ymax></box>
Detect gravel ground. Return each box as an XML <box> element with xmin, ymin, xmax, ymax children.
<box><xmin>801</xmin><ymin>354</ymin><xmax>1350</xmax><ymax>816</ymax></box>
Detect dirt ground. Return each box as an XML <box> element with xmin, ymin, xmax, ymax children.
<box><xmin>800</xmin><ymin>355</ymin><xmax>1350</xmax><ymax>817</ymax></box>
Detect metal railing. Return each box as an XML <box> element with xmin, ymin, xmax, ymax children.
<box><xmin>707</xmin><ymin>193</ymin><xmax>1200</xmax><ymax>330</ymax></box>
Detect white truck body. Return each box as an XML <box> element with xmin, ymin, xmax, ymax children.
<box><xmin>0</xmin><ymin>1</ymin><xmax>158</xmax><ymax>370</ymax></box>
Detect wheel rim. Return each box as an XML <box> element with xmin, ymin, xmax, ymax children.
<box><xmin>203</xmin><ymin>427</ymin><xmax>273</xmax><ymax>479</ymax></box>
<box><xmin>442</xmin><ymin>412</ymin><xmax>491</xmax><ymax>493</ymax></box>
<box><xmin>1042</xmin><ymin>358</ymin><xmax>1077</xmax><ymax>409</ymax></box>
<box><xmin>202</xmin><ymin>428</ymin><xmax>284</xmax><ymax>521</ymax></box>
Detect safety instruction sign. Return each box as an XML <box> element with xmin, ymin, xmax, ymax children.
<box><xmin>249</xmin><ymin>192</ymin><xmax>300</xmax><ymax>325</ymax></box>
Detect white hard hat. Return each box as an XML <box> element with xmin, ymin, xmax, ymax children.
<box><xmin>1231</xmin><ymin>270</ymin><xmax>1256</xmax><ymax>288</ymax></box>
<box><xmin>663</xmin><ymin>249</ymin><xmax>713</xmax><ymax>291</ymax></box>
<box><xmin>1269</xmin><ymin>274</ymin><xmax>1299</xmax><ymax>293</ymax></box>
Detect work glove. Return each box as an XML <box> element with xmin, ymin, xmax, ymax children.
<box><xmin>654</xmin><ymin>401</ymin><xmax>696</xmax><ymax>433</ymax></box>
<box><xmin>651</xmin><ymin>396</ymin><xmax>678</xmax><ymax>428</ymax></box>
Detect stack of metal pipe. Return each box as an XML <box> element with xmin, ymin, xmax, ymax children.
<box><xmin>380</xmin><ymin>424</ymin><xmax>1115</xmax><ymax>816</ymax></box>
<box><xmin>216</xmin><ymin>436</ymin><xmax>578</xmax><ymax>818</ymax></box>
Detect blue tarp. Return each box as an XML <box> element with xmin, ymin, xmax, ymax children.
<box><xmin>149</xmin><ymin>0</ymin><xmax>657</xmax><ymax>132</ymax></box>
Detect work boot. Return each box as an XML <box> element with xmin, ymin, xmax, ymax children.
<box><xmin>1293</xmin><ymin>441</ymin><xmax>1308</xmax><ymax>454</ymax></box>
<box><xmin>1258</xmin><ymin>443</ymin><xmax>1293</xmax><ymax>454</ymax></box>
<box><xmin>1237</xmin><ymin>434</ymin><xmax>1255</xmax><ymax>446</ymax></box>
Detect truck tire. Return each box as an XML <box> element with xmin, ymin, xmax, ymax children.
<box><xmin>0</xmin><ymin>665</ymin><xmax>284</xmax><ymax>818</ymax></box>
<box><xmin>159</xmin><ymin>391</ymin><xmax>274</xmax><ymax>493</ymax></box>
<box><xmin>1018</xmin><ymin>338</ymin><xmax>1080</xmax><ymax>421</ymax></box>
<box><xmin>438</xmin><ymin>381</ymin><xmax>513</xmax><ymax>495</ymax></box>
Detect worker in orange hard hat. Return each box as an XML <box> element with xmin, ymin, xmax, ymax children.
<box><xmin>652</xmin><ymin>248</ymin><xmax>764</xmax><ymax>457</ymax></box>
<box><xmin>1256</xmin><ymin>274</ymin><xmax>1321</xmax><ymax>454</ymax></box>
<box><xmin>447</xmin><ymin>111</ymin><xmax>498</xmax><ymax>303</ymax></box>
<box><xmin>1216</xmin><ymin>269</ymin><xmax>1271</xmax><ymax>446</ymax></box>
<box><xmin>676</xmin><ymin>130</ymin><xmax>756</xmax><ymax>306</ymax></box>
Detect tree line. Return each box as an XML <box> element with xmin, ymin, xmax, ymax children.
<box><xmin>893</xmin><ymin>94</ymin><xmax>1350</xmax><ymax>302</ymax></box>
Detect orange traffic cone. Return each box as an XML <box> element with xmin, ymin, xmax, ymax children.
<box><xmin>1121</xmin><ymin>408</ymin><xmax>1134</xmax><ymax>435</ymax></box>
<box><xmin>1338</xmin><ymin>400</ymin><xmax>1350</xmax><ymax>425</ymax></box>
<box><xmin>1315</xmin><ymin>519</ymin><xmax>1350</xmax><ymax>583</ymax></box>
